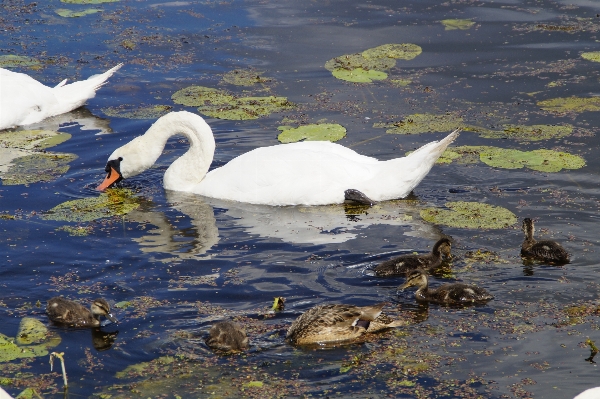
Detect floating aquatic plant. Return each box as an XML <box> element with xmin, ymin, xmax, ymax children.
<box><xmin>171</xmin><ymin>85</ymin><xmax>294</xmax><ymax>120</ymax></box>
<box><xmin>436</xmin><ymin>146</ymin><xmax>585</xmax><ymax>172</ymax></box>
<box><xmin>0</xmin><ymin>319</ymin><xmax>61</xmax><ymax>362</ymax></box>
<box><xmin>277</xmin><ymin>123</ymin><xmax>346</xmax><ymax>143</ymax></box>
<box><xmin>374</xmin><ymin>113</ymin><xmax>464</xmax><ymax>135</ymax></box>
<box><xmin>222</xmin><ymin>69</ymin><xmax>272</xmax><ymax>86</ymax></box>
<box><xmin>43</xmin><ymin>188</ymin><xmax>140</xmax><ymax>223</ymax></box>
<box><xmin>581</xmin><ymin>51</ymin><xmax>600</xmax><ymax>62</ymax></box>
<box><xmin>325</xmin><ymin>43</ymin><xmax>422</xmax><ymax>83</ymax></box>
<box><xmin>55</xmin><ymin>8</ymin><xmax>102</xmax><ymax>17</ymax></box>
<box><xmin>538</xmin><ymin>96</ymin><xmax>600</xmax><ymax>113</ymax></box>
<box><xmin>440</xmin><ymin>19</ymin><xmax>476</xmax><ymax>30</ymax></box>
<box><xmin>101</xmin><ymin>104</ymin><xmax>172</xmax><ymax>119</ymax></box>
<box><xmin>0</xmin><ymin>55</ymin><xmax>40</xmax><ymax>68</ymax></box>
<box><xmin>16</xmin><ymin>318</ymin><xmax>48</xmax><ymax>346</ymax></box>
<box><xmin>420</xmin><ymin>202</ymin><xmax>517</xmax><ymax>229</ymax></box>
<box><xmin>2</xmin><ymin>153</ymin><xmax>78</xmax><ymax>186</ymax></box>
<box><xmin>476</xmin><ymin>124</ymin><xmax>572</xmax><ymax>141</ymax></box>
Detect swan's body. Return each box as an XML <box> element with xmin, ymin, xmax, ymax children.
<box><xmin>400</xmin><ymin>269</ymin><xmax>493</xmax><ymax>305</ymax></box>
<box><xmin>99</xmin><ymin>111</ymin><xmax>459</xmax><ymax>206</ymax></box>
<box><xmin>0</xmin><ymin>64</ymin><xmax>122</xmax><ymax>130</ymax></box>
<box><xmin>521</xmin><ymin>218</ymin><xmax>569</xmax><ymax>264</ymax></box>
<box><xmin>286</xmin><ymin>302</ymin><xmax>404</xmax><ymax>345</ymax></box>
<box><xmin>46</xmin><ymin>297</ymin><xmax>118</xmax><ymax>328</ymax></box>
<box><xmin>373</xmin><ymin>237</ymin><xmax>452</xmax><ymax>277</ymax></box>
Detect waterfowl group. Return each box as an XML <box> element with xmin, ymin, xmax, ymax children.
<box><xmin>521</xmin><ymin>218</ymin><xmax>570</xmax><ymax>264</ymax></box>
<box><xmin>373</xmin><ymin>237</ymin><xmax>452</xmax><ymax>277</ymax></box>
<box><xmin>46</xmin><ymin>297</ymin><xmax>118</xmax><ymax>328</ymax></box>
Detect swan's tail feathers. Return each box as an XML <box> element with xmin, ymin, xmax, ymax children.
<box><xmin>50</xmin><ymin>63</ymin><xmax>123</xmax><ymax>115</ymax></box>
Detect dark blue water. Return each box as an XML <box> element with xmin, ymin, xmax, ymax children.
<box><xmin>1</xmin><ymin>0</ymin><xmax>600</xmax><ymax>397</ymax></box>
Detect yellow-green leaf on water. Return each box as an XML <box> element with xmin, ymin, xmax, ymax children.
<box><xmin>222</xmin><ymin>69</ymin><xmax>272</xmax><ymax>86</ymax></box>
<box><xmin>441</xmin><ymin>19</ymin><xmax>476</xmax><ymax>30</ymax></box>
<box><xmin>420</xmin><ymin>202</ymin><xmax>517</xmax><ymax>229</ymax></box>
<box><xmin>581</xmin><ymin>51</ymin><xmax>600</xmax><ymax>62</ymax></box>
<box><xmin>16</xmin><ymin>318</ymin><xmax>47</xmax><ymax>345</ymax></box>
<box><xmin>55</xmin><ymin>225</ymin><xmax>91</xmax><ymax>236</ymax></box>
<box><xmin>2</xmin><ymin>153</ymin><xmax>78</xmax><ymax>185</ymax></box>
<box><xmin>0</xmin><ymin>55</ymin><xmax>40</xmax><ymax>68</ymax></box>
<box><xmin>332</xmin><ymin>68</ymin><xmax>387</xmax><ymax>83</ymax></box>
<box><xmin>102</xmin><ymin>104</ymin><xmax>172</xmax><ymax>119</ymax></box>
<box><xmin>0</xmin><ymin>332</ymin><xmax>61</xmax><ymax>363</ymax></box>
<box><xmin>55</xmin><ymin>8</ymin><xmax>102</xmax><ymax>17</ymax></box>
<box><xmin>0</xmin><ymin>130</ymin><xmax>71</xmax><ymax>150</ymax></box>
<box><xmin>538</xmin><ymin>96</ymin><xmax>600</xmax><ymax>113</ymax></box>
<box><xmin>375</xmin><ymin>113</ymin><xmax>464</xmax><ymax>135</ymax></box>
<box><xmin>15</xmin><ymin>388</ymin><xmax>39</xmax><ymax>399</ymax></box>
<box><xmin>277</xmin><ymin>124</ymin><xmax>346</xmax><ymax>143</ymax></box>
<box><xmin>115</xmin><ymin>356</ymin><xmax>175</xmax><ymax>379</ymax></box>
<box><xmin>245</xmin><ymin>381</ymin><xmax>263</xmax><ymax>388</ymax></box>
<box><xmin>172</xmin><ymin>86</ymin><xmax>293</xmax><ymax>120</ymax></box>
<box><xmin>478</xmin><ymin>124</ymin><xmax>572</xmax><ymax>141</ymax></box>
<box><xmin>361</xmin><ymin>43</ymin><xmax>422</xmax><ymax>60</ymax></box>
<box><xmin>43</xmin><ymin>188</ymin><xmax>140</xmax><ymax>223</ymax></box>
<box><xmin>436</xmin><ymin>146</ymin><xmax>586</xmax><ymax>172</ymax></box>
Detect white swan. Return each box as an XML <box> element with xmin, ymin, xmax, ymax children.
<box><xmin>0</xmin><ymin>64</ymin><xmax>122</xmax><ymax>130</ymax></box>
<box><xmin>98</xmin><ymin>111</ymin><xmax>459</xmax><ymax>206</ymax></box>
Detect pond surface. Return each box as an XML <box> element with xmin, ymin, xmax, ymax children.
<box><xmin>1</xmin><ymin>0</ymin><xmax>600</xmax><ymax>397</ymax></box>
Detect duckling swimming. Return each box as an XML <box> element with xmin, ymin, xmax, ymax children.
<box><xmin>46</xmin><ymin>297</ymin><xmax>118</xmax><ymax>328</ymax></box>
<box><xmin>373</xmin><ymin>237</ymin><xmax>452</xmax><ymax>277</ymax></box>
<box><xmin>286</xmin><ymin>302</ymin><xmax>404</xmax><ymax>345</ymax></box>
<box><xmin>399</xmin><ymin>269</ymin><xmax>493</xmax><ymax>305</ymax></box>
<box><xmin>205</xmin><ymin>321</ymin><xmax>249</xmax><ymax>352</ymax></box>
<box><xmin>521</xmin><ymin>218</ymin><xmax>569</xmax><ymax>264</ymax></box>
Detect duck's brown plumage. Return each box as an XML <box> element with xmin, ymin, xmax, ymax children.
<box><xmin>286</xmin><ymin>302</ymin><xmax>403</xmax><ymax>345</ymax></box>
<box><xmin>373</xmin><ymin>237</ymin><xmax>452</xmax><ymax>277</ymax></box>
<box><xmin>205</xmin><ymin>321</ymin><xmax>249</xmax><ymax>352</ymax></box>
<box><xmin>521</xmin><ymin>218</ymin><xmax>569</xmax><ymax>264</ymax></box>
<box><xmin>46</xmin><ymin>297</ymin><xmax>118</xmax><ymax>328</ymax></box>
<box><xmin>400</xmin><ymin>269</ymin><xmax>493</xmax><ymax>305</ymax></box>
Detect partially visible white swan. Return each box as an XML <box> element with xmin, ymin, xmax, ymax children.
<box><xmin>0</xmin><ymin>64</ymin><xmax>122</xmax><ymax>130</ymax></box>
<box><xmin>98</xmin><ymin>111</ymin><xmax>459</xmax><ymax>206</ymax></box>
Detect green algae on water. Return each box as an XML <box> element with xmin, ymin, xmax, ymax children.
<box><xmin>0</xmin><ymin>130</ymin><xmax>71</xmax><ymax>150</ymax></box>
<box><xmin>222</xmin><ymin>69</ymin><xmax>272</xmax><ymax>86</ymax></box>
<box><xmin>538</xmin><ymin>96</ymin><xmax>600</xmax><ymax>113</ymax></box>
<box><xmin>16</xmin><ymin>318</ymin><xmax>48</xmax><ymax>346</ymax></box>
<box><xmin>0</xmin><ymin>55</ymin><xmax>40</xmax><ymax>68</ymax></box>
<box><xmin>325</xmin><ymin>43</ymin><xmax>422</xmax><ymax>83</ymax></box>
<box><xmin>2</xmin><ymin>153</ymin><xmax>78</xmax><ymax>185</ymax></box>
<box><xmin>277</xmin><ymin>124</ymin><xmax>346</xmax><ymax>143</ymax></box>
<box><xmin>171</xmin><ymin>85</ymin><xmax>294</xmax><ymax>120</ymax></box>
<box><xmin>102</xmin><ymin>104</ymin><xmax>172</xmax><ymax>119</ymax></box>
<box><xmin>581</xmin><ymin>51</ymin><xmax>600</xmax><ymax>62</ymax></box>
<box><xmin>420</xmin><ymin>202</ymin><xmax>517</xmax><ymax>229</ymax></box>
<box><xmin>0</xmin><ymin>318</ymin><xmax>61</xmax><ymax>363</ymax></box>
<box><xmin>55</xmin><ymin>8</ymin><xmax>102</xmax><ymax>17</ymax></box>
<box><xmin>43</xmin><ymin>188</ymin><xmax>140</xmax><ymax>223</ymax></box>
<box><xmin>375</xmin><ymin>113</ymin><xmax>464</xmax><ymax>135</ymax></box>
<box><xmin>440</xmin><ymin>19</ymin><xmax>476</xmax><ymax>30</ymax></box>
<box><xmin>477</xmin><ymin>124</ymin><xmax>572</xmax><ymax>141</ymax></box>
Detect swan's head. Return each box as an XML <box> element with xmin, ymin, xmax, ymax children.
<box><xmin>97</xmin><ymin>157</ymin><xmax>124</xmax><ymax>191</ymax></box>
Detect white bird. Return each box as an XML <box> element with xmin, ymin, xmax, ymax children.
<box><xmin>98</xmin><ymin>111</ymin><xmax>459</xmax><ymax>206</ymax></box>
<box><xmin>0</xmin><ymin>64</ymin><xmax>122</xmax><ymax>130</ymax></box>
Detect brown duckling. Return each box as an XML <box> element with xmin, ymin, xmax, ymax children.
<box><xmin>399</xmin><ymin>269</ymin><xmax>493</xmax><ymax>305</ymax></box>
<box><xmin>46</xmin><ymin>297</ymin><xmax>118</xmax><ymax>328</ymax></box>
<box><xmin>286</xmin><ymin>302</ymin><xmax>404</xmax><ymax>345</ymax></box>
<box><xmin>373</xmin><ymin>237</ymin><xmax>452</xmax><ymax>277</ymax></box>
<box><xmin>205</xmin><ymin>321</ymin><xmax>249</xmax><ymax>352</ymax></box>
<box><xmin>521</xmin><ymin>218</ymin><xmax>569</xmax><ymax>264</ymax></box>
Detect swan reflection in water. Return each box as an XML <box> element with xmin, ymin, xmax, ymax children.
<box><xmin>122</xmin><ymin>190</ymin><xmax>442</xmax><ymax>260</ymax></box>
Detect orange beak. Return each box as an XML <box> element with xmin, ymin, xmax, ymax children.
<box><xmin>97</xmin><ymin>167</ymin><xmax>121</xmax><ymax>191</ymax></box>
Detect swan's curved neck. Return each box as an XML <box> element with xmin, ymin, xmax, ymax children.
<box><xmin>114</xmin><ymin>112</ymin><xmax>215</xmax><ymax>192</ymax></box>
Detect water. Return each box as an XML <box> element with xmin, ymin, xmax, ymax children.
<box><xmin>1</xmin><ymin>0</ymin><xmax>600</xmax><ymax>397</ymax></box>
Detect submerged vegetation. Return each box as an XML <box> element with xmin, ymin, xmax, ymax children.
<box><xmin>420</xmin><ymin>202</ymin><xmax>517</xmax><ymax>229</ymax></box>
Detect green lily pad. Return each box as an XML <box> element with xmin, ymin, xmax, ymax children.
<box><xmin>420</xmin><ymin>202</ymin><xmax>517</xmax><ymax>229</ymax></box>
<box><xmin>477</xmin><ymin>124</ymin><xmax>572</xmax><ymax>141</ymax></box>
<box><xmin>331</xmin><ymin>68</ymin><xmax>387</xmax><ymax>83</ymax></box>
<box><xmin>245</xmin><ymin>381</ymin><xmax>264</xmax><ymax>388</ymax></box>
<box><xmin>16</xmin><ymin>318</ymin><xmax>47</xmax><ymax>346</ymax></box>
<box><xmin>277</xmin><ymin>123</ymin><xmax>346</xmax><ymax>143</ymax></box>
<box><xmin>222</xmin><ymin>69</ymin><xmax>272</xmax><ymax>86</ymax></box>
<box><xmin>43</xmin><ymin>188</ymin><xmax>141</xmax><ymax>223</ymax></box>
<box><xmin>171</xmin><ymin>86</ymin><xmax>294</xmax><ymax>120</ymax></box>
<box><xmin>325</xmin><ymin>43</ymin><xmax>422</xmax><ymax>83</ymax></box>
<box><xmin>538</xmin><ymin>96</ymin><xmax>600</xmax><ymax>113</ymax></box>
<box><xmin>55</xmin><ymin>8</ymin><xmax>102</xmax><ymax>17</ymax></box>
<box><xmin>15</xmin><ymin>388</ymin><xmax>39</xmax><ymax>399</ymax></box>
<box><xmin>0</xmin><ymin>55</ymin><xmax>40</xmax><ymax>68</ymax></box>
<box><xmin>0</xmin><ymin>130</ymin><xmax>71</xmax><ymax>151</ymax></box>
<box><xmin>390</xmin><ymin>78</ymin><xmax>412</xmax><ymax>87</ymax></box>
<box><xmin>375</xmin><ymin>113</ymin><xmax>464</xmax><ymax>135</ymax></box>
<box><xmin>440</xmin><ymin>19</ymin><xmax>476</xmax><ymax>30</ymax></box>
<box><xmin>581</xmin><ymin>51</ymin><xmax>600</xmax><ymax>62</ymax></box>
<box><xmin>437</xmin><ymin>146</ymin><xmax>586</xmax><ymax>172</ymax></box>
<box><xmin>0</xmin><ymin>330</ymin><xmax>61</xmax><ymax>363</ymax></box>
<box><xmin>2</xmin><ymin>153</ymin><xmax>78</xmax><ymax>185</ymax></box>
<box><xmin>101</xmin><ymin>104</ymin><xmax>173</xmax><ymax>119</ymax></box>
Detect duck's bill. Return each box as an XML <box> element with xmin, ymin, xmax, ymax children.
<box><xmin>97</xmin><ymin>167</ymin><xmax>121</xmax><ymax>191</ymax></box>
<box><xmin>101</xmin><ymin>313</ymin><xmax>119</xmax><ymax>326</ymax></box>
<box><xmin>398</xmin><ymin>282</ymin><xmax>410</xmax><ymax>290</ymax></box>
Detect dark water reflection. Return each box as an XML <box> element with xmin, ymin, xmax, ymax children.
<box><xmin>2</xmin><ymin>0</ymin><xmax>600</xmax><ymax>398</ymax></box>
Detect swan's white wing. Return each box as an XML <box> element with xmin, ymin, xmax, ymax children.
<box><xmin>197</xmin><ymin>141</ymin><xmax>380</xmax><ymax>205</ymax></box>
<box><xmin>0</xmin><ymin>68</ymin><xmax>58</xmax><ymax>129</ymax></box>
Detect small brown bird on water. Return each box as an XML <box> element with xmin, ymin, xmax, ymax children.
<box><xmin>46</xmin><ymin>297</ymin><xmax>118</xmax><ymax>328</ymax></box>
<box><xmin>520</xmin><ymin>218</ymin><xmax>569</xmax><ymax>264</ymax></box>
<box><xmin>205</xmin><ymin>321</ymin><xmax>249</xmax><ymax>352</ymax></box>
<box><xmin>373</xmin><ymin>237</ymin><xmax>452</xmax><ymax>277</ymax></box>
